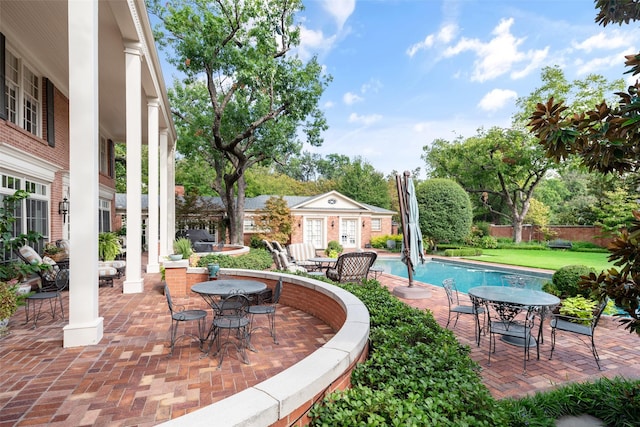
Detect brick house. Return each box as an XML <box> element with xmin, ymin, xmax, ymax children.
<box><xmin>117</xmin><ymin>190</ymin><xmax>395</xmax><ymax>250</ymax></box>
<box><xmin>0</xmin><ymin>1</ymin><xmax>176</xmax><ymax>347</ymax></box>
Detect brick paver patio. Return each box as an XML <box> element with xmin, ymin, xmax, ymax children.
<box><xmin>1</xmin><ymin>255</ymin><xmax>638</xmax><ymax>426</ymax></box>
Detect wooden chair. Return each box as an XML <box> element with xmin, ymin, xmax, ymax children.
<box><xmin>326</xmin><ymin>252</ymin><xmax>377</xmax><ymax>283</ymax></box>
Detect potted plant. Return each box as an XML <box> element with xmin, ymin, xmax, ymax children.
<box><xmin>172</xmin><ymin>238</ymin><xmax>193</xmax><ymax>260</ymax></box>
<box><xmin>99</xmin><ymin>232</ymin><xmax>122</xmax><ymax>261</ymax></box>
<box><xmin>43</xmin><ymin>242</ymin><xmax>66</xmax><ymax>262</ymax></box>
<box><xmin>325</xmin><ymin>240</ymin><xmax>343</xmax><ymax>258</ymax></box>
<box><xmin>0</xmin><ymin>280</ymin><xmax>19</xmax><ymax>336</ymax></box>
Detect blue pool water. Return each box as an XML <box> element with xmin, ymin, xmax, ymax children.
<box><xmin>375</xmin><ymin>258</ymin><xmax>552</xmax><ymax>294</ymax></box>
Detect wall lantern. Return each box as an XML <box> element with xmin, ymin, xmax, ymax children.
<box><xmin>362</xmin><ymin>220</ymin><xmax>365</xmax><ymax>228</ymax></box>
<box><xmin>331</xmin><ymin>220</ymin><xmax>335</xmax><ymax>228</ymax></box>
<box><xmin>59</xmin><ymin>197</ymin><xmax>70</xmax><ymax>223</ymax></box>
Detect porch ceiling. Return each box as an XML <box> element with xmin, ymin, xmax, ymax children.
<box><xmin>0</xmin><ymin>0</ymin><xmax>172</xmax><ymax>144</ymax></box>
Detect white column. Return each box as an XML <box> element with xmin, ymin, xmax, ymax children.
<box><xmin>159</xmin><ymin>129</ymin><xmax>170</xmax><ymax>257</ymax></box>
<box><xmin>146</xmin><ymin>99</ymin><xmax>160</xmax><ymax>273</ymax></box>
<box><xmin>168</xmin><ymin>142</ymin><xmax>176</xmax><ymax>246</ymax></box>
<box><xmin>64</xmin><ymin>0</ymin><xmax>103</xmax><ymax>347</ymax></box>
<box><xmin>123</xmin><ymin>43</ymin><xmax>144</xmax><ymax>293</ymax></box>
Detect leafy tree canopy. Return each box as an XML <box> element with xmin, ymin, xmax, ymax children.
<box><xmin>149</xmin><ymin>0</ymin><xmax>330</xmax><ymax>243</ymax></box>
<box><xmin>336</xmin><ymin>157</ymin><xmax>391</xmax><ymax>209</ymax></box>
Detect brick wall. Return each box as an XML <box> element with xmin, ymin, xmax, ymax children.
<box><xmin>490</xmin><ymin>225</ymin><xmax>613</xmax><ymax>247</ymax></box>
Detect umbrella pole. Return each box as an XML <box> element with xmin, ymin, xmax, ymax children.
<box><xmin>392</xmin><ymin>172</ymin><xmax>430</xmax><ymax>299</ymax></box>
<box><xmin>396</xmin><ymin>173</ymin><xmax>413</xmax><ymax>287</ymax></box>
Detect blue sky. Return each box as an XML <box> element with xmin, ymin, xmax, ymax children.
<box><xmin>290</xmin><ymin>0</ymin><xmax>640</xmax><ymax>178</ymax></box>
<box><xmin>156</xmin><ymin>1</ymin><xmax>640</xmax><ymax>179</ymax></box>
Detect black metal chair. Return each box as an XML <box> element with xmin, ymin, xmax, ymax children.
<box><xmin>24</xmin><ymin>268</ymin><xmax>68</xmax><ymax>327</ymax></box>
<box><xmin>207</xmin><ymin>292</ymin><xmax>251</xmax><ymax>368</ymax></box>
<box><xmin>484</xmin><ymin>300</ymin><xmax>539</xmax><ymax>374</ymax></box>
<box><xmin>326</xmin><ymin>252</ymin><xmax>377</xmax><ymax>283</ymax></box>
<box><xmin>16</xmin><ymin>244</ymin><xmax>59</xmax><ymax>291</ymax></box>
<box><xmin>164</xmin><ymin>285</ymin><xmax>207</xmax><ymax>355</ymax></box>
<box><xmin>248</xmin><ymin>278</ymin><xmax>283</xmax><ymax>345</ymax></box>
<box><xmin>442</xmin><ymin>278</ymin><xmax>485</xmax><ymax>346</ymax></box>
<box><xmin>549</xmin><ymin>298</ymin><xmax>608</xmax><ymax>370</ymax></box>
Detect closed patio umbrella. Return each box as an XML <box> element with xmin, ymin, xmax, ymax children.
<box><xmin>393</xmin><ymin>171</ymin><xmax>430</xmax><ymax>299</ymax></box>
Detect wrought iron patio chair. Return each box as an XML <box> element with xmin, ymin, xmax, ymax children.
<box><xmin>24</xmin><ymin>268</ymin><xmax>69</xmax><ymax>327</ymax></box>
<box><xmin>326</xmin><ymin>252</ymin><xmax>377</xmax><ymax>283</ymax></box>
<box><xmin>442</xmin><ymin>278</ymin><xmax>485</xmax><ymax>346</ymax></box>
<box><xmin>164</xmin><ymin>284</ymin><xmax>207</xmax><ymax>355</ymax></box>
<box><xmin>248</xmin><ymin>278</ymin><xmax>283</xmax><ymax>345</ymax></box>
<box><xmin>484</xmin><ymin>300</ymin><xmax>539</xmax><ymax>374</ymax></box>
<box><xmin>207</xmin><ymin>292</ymin><xmax>251</xmax><ymax>368</ymax></box>
<box><xmin>549</xmin><ymin>298</ymin><xmax>608</xmax><ymax>370</ymax></box>
<box><xmin>17</xmin><ymin>245</ymin><xmax>59</xmax><ymax>291</ymax></box>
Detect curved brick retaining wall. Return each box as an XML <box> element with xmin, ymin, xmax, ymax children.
<box><xmin>159</xmin><ymin>269</ymin><xmax>370</xmax><ymax>427</ymax></box>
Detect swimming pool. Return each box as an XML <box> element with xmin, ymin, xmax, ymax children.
<box><xmin>375</xmin><ymin>258</ymin><xmax>552</xmax><ymax>294</ymax></box>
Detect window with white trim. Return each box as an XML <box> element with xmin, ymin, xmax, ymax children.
<box><xmin>4</xmin><ymin>49</ymin><xmax>41</xmax><ymax>137</ymax></box>
<box><xmin>99</xmin><ymin>199</ymin><xmax>111</xmax><ymax>233</ymax></box>
<box><xmin>371</xmin><ymin>218</ymin><xmax>382</xmax><ymax>231</ymax></box>
<box><xmin>0</xmin><ymin>173</ymin><xmax>49</xmax><ymax>253</ymax></box>
<box><xmin>243</xmin><ymin>218</ymin><xmax>256</xmax><ymax>232</ymax></box>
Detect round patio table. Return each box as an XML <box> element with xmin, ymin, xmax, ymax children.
<box><xmin>468</xmin><ymin>286</ymin><xmax>560</xmax><ymax>346</ymax></box>
<box><xmin>308</xmin><ymin>257</ymin><xmax>337</xmax><ymax>271</ymax></box>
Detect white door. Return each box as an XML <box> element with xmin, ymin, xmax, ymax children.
<box><xmin>340</xmin><ymin>219</ymin><xmax>358</xmax><ymax>248</ymax></box>
<box><xmin>305</xmin><ymin>218</ymin><xmax>323</xmax><ymax>249</ymax></box>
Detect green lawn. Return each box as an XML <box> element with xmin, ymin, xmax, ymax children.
<box><xmin>463</xmin><ymin>249</ymin><xmax>614</xmax><ymax>272</ymax></box>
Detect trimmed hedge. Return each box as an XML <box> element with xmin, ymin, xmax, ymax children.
<box><xmin>196</xmin><ymin>248</ymin><xmax>273</xmax><ymax>270</ymax></box>
<box><xmin>309</xmin><ymin>281</ymin><xmax>507</xmax><ymax>426</ymax></box>
<box><xmin>444</xmin><ymin>248</ymin><xmax>483</xmax><ymax>257</ymax></box>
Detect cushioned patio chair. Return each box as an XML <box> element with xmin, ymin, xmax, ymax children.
<box><xmin>443</xmin><ymin>278</ymin><xmax>485</xmax><ymax>346</ymax></box>
<box><xmin>286</xmin><ymin>242</ymin><xmax>317</xmax><ymax>270</ymax></box>
<box><xmin>549</xmin><ymin>298</ymin><xmax>608</xmax><ymax>370</ymax></box>
<box><xmin>24</xmin><ymin>268</ymin><xmax>69</xmax><ymax>327</ymax></box>
<box><xmin>326</xmin><ymin>252</ymin><xmax>377</xmax><ymax>283</ymax></box>
<box><xmin>17</xmin><ymin>245</ymin><xmax>59</xmax><ymax>291</ymax></box>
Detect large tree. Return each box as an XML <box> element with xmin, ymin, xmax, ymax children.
<box><xmin>528</xmin><ymin>0</ymin><xmax>640</xmax><ymax>334</ymax></box>
<box><xmin>336</xmin><ymin>157</ymin><xmax>391</xmax><ymax>209</ymax></box>
<box><xmin>423</xmin><ymin>126</ymin><xmax>551</xmax><ymax>243</ymax></box>
<box><xmin>149</xmin><ymin>0</ymin><xmax>330</xmax><ymax>243</ymax></box>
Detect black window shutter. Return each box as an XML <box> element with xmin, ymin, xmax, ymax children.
<box><xmin>45</xmin><ymin>78</ymin><xmax>55</xmax><ymax>147</ymax></box>
<box><xmin>109</xmin><ymin>139</ymin><xmax>115</xmax><ymax>178</ymax></box>
<box><xmin>0</xmin><ymin>33</ymin><xmax>6</xmax><ymax>121</ymax></box>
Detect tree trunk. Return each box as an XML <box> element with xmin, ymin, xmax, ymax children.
<box><xmin>512</xmin><ymin>221</ymin><xmax>523</xmax><ymax>244</ymax></box>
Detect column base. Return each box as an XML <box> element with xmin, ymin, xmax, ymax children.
<box><xmin>123</xmin><ymin>278</ymin><xmax>144</xmax><ymax>294</ymax></box>
<box><xmin>63</xmin><ymin>317</ymin><xmax>104</xmax><ymax>347</ymax></box>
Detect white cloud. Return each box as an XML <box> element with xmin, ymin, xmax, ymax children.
<box><xmin>478</xmin><ymin>89</ymin><xmax>517</xmax><ymax>112</ymax></box>
<box><xmin>574</xmin><ymin>48</ymin><xmax>636</xmax><ymax>75</ymax></box>
<box><xmin>322</xmin><ymin>0</ymin><xmax>356</xmax><ymax>30</ymax></box>
<box><xmin>348</xmin><ymin>113</ymin><xmax>382</xmax><ymax>125</ymax></box>
<box><xmin>406</xmin><ymin>24</ymin><xmax>458</xmax><ymax>57</ymax></box>
<box><xmin>324</xmin><ymin>100</ymin><xmax>335</xmax><ymax>109</ymax></box>
<box><xmin>573</xmin><ymin>31</ymin><xmax>629</xmax><ymax>53</ymax></box>
<box><xmin>443</xmin><ymin>18</ymin><xmax>549</xmax><ymax>82</ymax></box>
<box><xmin>297</xmin><ymin>26</ymin><xmax>336</xmax><ymax>61</ymax></box>
<box><xmin>361</xmin><ymin>78</ymin><xmax>382</xmax><ymax>94</ymax></box>
<box><xmin>343</xmin><ymin>92</ymin><xmax>363</xmax><ymax>105</ymax></box>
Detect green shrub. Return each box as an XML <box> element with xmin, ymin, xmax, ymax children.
<box><xmin>197</xmin><ymin>248</ymin><xmax>272</xmax><ymax>270</ymax></box>
<box><xmin>480</xmin><ymin>235</ymin><xmax>498</xmax><ymax>249</ymax></box>
<box><xmin>444</xmin><ymin>248</ymin><xmax>483</xmax><ymax>257</ymax></box>
<box><xmin>416</xmin><ymin>179</ymin><xmax>473</xmax><ymax>246</ymax></box>
<box><xmin>499</xmin><ymin>377</ymin><xmax>640</xmax><ymax>426</ymax></box>
<box><xmin>559</xmin><ymin>296</ymin><xmax>598</xmax><ymax>324</ymax></box>
<box><xmin>370</xmin><ymin>234</ymin><xmax>402</xmax><ymax>249</ymax></box>
<box><xmin>325</xmin><ymin>240</ymin><xmax>343</xmax><ymax>257</ymax></box>
<box><xmin>552</xmin><ymin>265</ymin><xmax>596</xmax><ymax>298</ymax></box>
<box><xmin>309</xmin><ymin>281</ymin><xmax>507</xmax><ymax>426</ymax></box>
<box><xmin>173</xmin><ymin>237</ymin><xmax>193</xmax><ymax>258</ymax></box>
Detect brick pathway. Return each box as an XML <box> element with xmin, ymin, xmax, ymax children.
<box><xmin>379</xmin><ymin>272</ymin><xmax>640</xmax><ymax>400</ymax></box>
<box><xmin>1</xmin><ymin>261</ymin><xmax>639</xmax><ymax>426</ymax></box>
